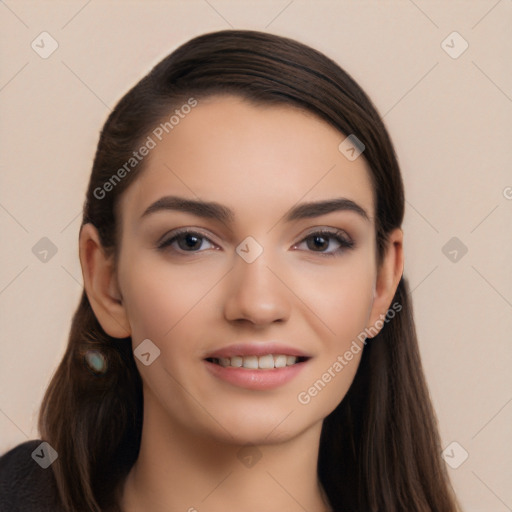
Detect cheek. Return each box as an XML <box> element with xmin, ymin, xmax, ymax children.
<box><xmin>292</xmin><ymin>258</ymin><xmax>374</xmax><ymax>409</ymax></box>
<box><xmin>119</xmin><ymin>253</ymin><xmax>218</xmax><ymax>343</ymax></box>
<box><xmin>292</xmin><ymin>255</ymin><xmax>375</xmax><ymax>346</ymax></box>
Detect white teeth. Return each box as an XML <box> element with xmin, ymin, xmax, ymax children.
<box><xmin>212</xmin><ymin>354</ymin><xmax>302</xmax><ymax>369</ymax></box>
<box><xmin>230</xmin><ymin>355</ymin><xmax>243</xmax><ymax>367</ymax></box>
<box><xmin>274</xmin><ymin>355</ymin><xmax>287</xmax><ymax>368</ymax></box>
<box><xmin>258</xmin><ymin>354</ymin><xmax>274</xmax><ymax>369</ymax></box>
<box><xmin>243</xmin><ymin>355</ymin><xmax>259</xmax><ymax>369</ymax></box>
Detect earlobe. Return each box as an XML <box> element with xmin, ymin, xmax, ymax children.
<box><xmin>365</xmin><ymin>228</ymin><xmax>404</xmax><ymax>335</ymax></box>
<box><xmin>79</xmin><ymin>223</ymin><xmax>131</xmax><ymax>338</ymax></box>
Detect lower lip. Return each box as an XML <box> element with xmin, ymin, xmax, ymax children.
<box><xmin>203</xmin><ymin>359</ymin><xmax>309</xmax><ymax>390</ymax></box>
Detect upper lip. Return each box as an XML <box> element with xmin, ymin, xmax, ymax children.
<box><xmin>204</xmin><ymin>342</ymin><xmax>312</xmax><ymax>359</ymax></box>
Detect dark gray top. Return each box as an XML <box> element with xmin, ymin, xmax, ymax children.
<box><xmin>0</xmin><ymin>439</ymin><xmax>63</xmax><ymax>512</ymax></box>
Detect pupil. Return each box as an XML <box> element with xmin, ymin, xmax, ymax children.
<box><xmin>309</xmin><ymin>235</ymin><xmax>327</xmax><ymax>251</ymax></box>
<box><xmin>182</xmin><ymin>234</ymin><xmax>200</xmax><ymax>250</ymax></box>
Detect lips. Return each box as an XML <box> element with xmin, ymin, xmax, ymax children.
<box><xmin>204</xmin><ymin>354</ymin><xmax>310</xmax><ymax>390</ymax></box>
<box><xmin>204</xmin><ymin>342</ymin><xmax>312</xmax><ymax>360</ymax></box>
<box><xmin>203</xmin><ymin>342</ymin><xmax>312</xmax><ymax>386</ymax></box>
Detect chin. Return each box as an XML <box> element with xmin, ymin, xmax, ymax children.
<box><xmin>203</xmin><ymin>405</ymin><xmax>317</xmax><ymax>447</ymax></box>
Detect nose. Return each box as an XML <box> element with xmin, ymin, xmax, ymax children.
<box><xmin>223</xmin><ymin>248</ymin><xmax>290</xmax><ymax>328</ymax></box>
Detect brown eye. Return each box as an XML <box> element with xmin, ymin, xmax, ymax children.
<box><xmin>307</xmin><ymin>234</ymin><xmax>330</xmax><ymax>251</ymax></box>
<box><xmin>296</xmin><ymin>230</ymin><xmax>354</xmax><ymax>257</ymax></box>
<box><xmin>158</xmin><ymin>230</ymin><xmax>216</xmax><ymax>253</ymax></box>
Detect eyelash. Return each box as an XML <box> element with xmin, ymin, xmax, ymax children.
<box><xmin>157</xmin><ymin>228</ymin><xmax>355</xmax><ymax>257</ymax></box>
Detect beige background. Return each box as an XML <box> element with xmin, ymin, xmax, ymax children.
<box><xmin>1</xmin><ymin>1</ymin><xmax>511</xmax><ymax>510</ymax></box>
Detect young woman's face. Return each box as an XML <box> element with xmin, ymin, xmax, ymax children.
<box><xmin>116</xmin><ymin>95</ymin><xmax>378</xmax><ymax>445</ymax></box>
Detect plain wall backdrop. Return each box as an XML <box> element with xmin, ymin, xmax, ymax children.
<box><xmin>1</xmin><ymin>1</ymin><xmax>511</xmax><ymax>511</ymax></box>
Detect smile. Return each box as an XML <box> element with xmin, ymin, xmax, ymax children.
<box><xmin>204</xmin><ymin>355</ymin><xmax>311</xmax><ymax>390</ymax></box>
<box><xmin>205</xmin><ymin>354</ymin><xmax>309</xmax><ymax>369</ymax></box>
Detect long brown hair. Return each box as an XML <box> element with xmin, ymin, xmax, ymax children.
<box><xmin>38</xmin><ymin>29</ymin><xmax>461</xmax><ymax>512</ymax></box>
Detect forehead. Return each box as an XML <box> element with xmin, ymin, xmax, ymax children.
<box><xmin>118</xmin><ymin>95</ymin><xmax>375</xmax><ymax>227</ymax></box>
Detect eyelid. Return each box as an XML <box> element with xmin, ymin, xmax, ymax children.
<box><xmin>292</xmin><ymin>227</ymin><xmax>355</xmax><ymax>255</ymax></box>
<box><xmin>156</xmin><ymin>227</ymin><xmax>218</xmax><ymax>247</ymax></box>
<box><xmin>298</xmin><ymin>225</ymin><xmax>352</xmax><ymax>241</ymax></box>
<box><xmin>157</xmin><ymin>225</ymin><xmax>355</xmax><ymax>256</ymax></box>
<box><xmin>157</xmin><ymin>226</ymin><xmax>352</xmax><ymax>245</ymax></box>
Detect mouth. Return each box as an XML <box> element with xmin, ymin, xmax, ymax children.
<box><xmin>203</xmin><ymin>343</ymin><xmax>312</xmax><ymax>390</ymax></box>
<box><xmin>205</xmin><ymin>354</ymin><xmax>310</xmax><ymax>370</ymax></box>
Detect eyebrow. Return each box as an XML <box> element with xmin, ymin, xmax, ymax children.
<box><xmin>140</xmin><ymin>195</ymin><xmax>370</xmax><ymax>224</ymax></box>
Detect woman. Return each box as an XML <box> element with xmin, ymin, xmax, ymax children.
<box><xmin>0</xmin><ymin>29</ymin><xmax>461</xmax><ymax>511</ymax></box>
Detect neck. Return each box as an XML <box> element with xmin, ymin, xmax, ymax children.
<box><xmin>119</xmin><ymin>390</ymin><xmax>332</xmax><ymax>512</ymax></box>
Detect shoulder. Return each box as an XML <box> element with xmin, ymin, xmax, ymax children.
<box><xmin>0</xmin><ymin>439</ymin><xmax>63</xmax><ymax>512</ymax></box>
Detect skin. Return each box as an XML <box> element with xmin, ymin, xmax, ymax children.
<box><xmin>79</xmin><ymin>95</ymin><xmax>403</xmax><ymax>512</ymax></box>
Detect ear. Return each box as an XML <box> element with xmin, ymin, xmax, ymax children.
<box><xmin>79</xmin><ymin>223</ymin><xmax>131</xmax><ymax>338</ymax></box>
<box><xmin>365</xmin><ymin>227</ymin><xmax>404</xmax><ymax>336</ymax></box>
